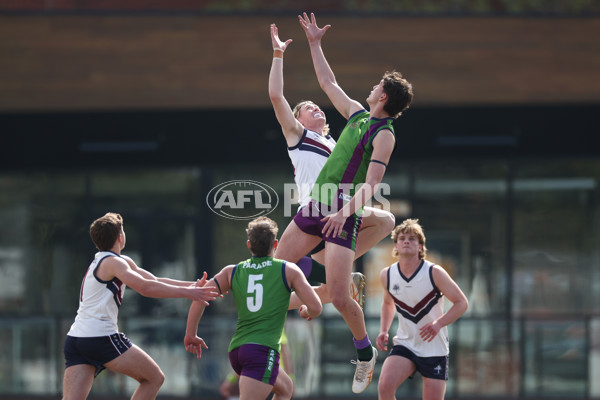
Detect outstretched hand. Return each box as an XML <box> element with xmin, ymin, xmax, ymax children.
<box><xmin>298</xmin><ymin>12</ymin><xmax>330</xmax><ymax>43</ymax></box>
<box><xmin>271</xmin><ymin>23</ymin><xmax>292</xmax><ymax>51</ymax></box>
<box><xmin>190</xmin><ymin>287</ymin><xmax>219</xmax><ymax>305</ymax></box>
<box><xmin>194</xmin><ymin>271</ymin><xmax>208</xmax><ymax>287</ymax></box>
<box><xmin>192</xmin><ymin>271</ymin><xmax>228</xmax><ymax>298</ymax></box>
<box><xmin>189</xmin><ymin>275</ymin><xmax>219</xmax><ymax>305</ymax></box>
<box><xmin>184</xmin><ymin>335</ymin><xmax>208</xmax><ymax>360</ymax></box>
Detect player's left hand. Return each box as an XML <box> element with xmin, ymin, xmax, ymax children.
<box><xmin>298</xmin><ymin>305</ymin><xmax>312</xmax><ymax>321</ymax></box>
<box><xmin>194</xmin><ymin>271</ymin><xmax>208</xmax><ymax>287</ymax></box>
<box><xmin>184</xmin><ymin>335</ymin><xmax>208</xmax><ymax>359</ymax></box>
<box><xmin>419</xmin><ymin>320</ymin><xmax>441</xmax><ymax>342</ymax></box>
<box><xmin>298</xmin><ymin>12</ymin><xmax>331</xmax><ymax>44</ymax></box>
<box><xmin>271</xmin><ymin>23</ymin><xmax>292</xmax><ymax>51</ymax></box>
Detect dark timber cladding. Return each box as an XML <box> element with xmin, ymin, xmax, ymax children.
<box><xmin>0</xmin><ymin>15</ymin><xmax>598</xmax><ymax>111</ymax></box>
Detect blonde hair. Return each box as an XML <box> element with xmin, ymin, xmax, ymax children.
<box><xmin>390</xmin><ymin>218</ymin><xmax>427</xmax><ymax>259</ymax></box>
<box><xmin>292</xmin><ymin>101</ymin><xmax>330</xmax><ymax>136</ymax></box>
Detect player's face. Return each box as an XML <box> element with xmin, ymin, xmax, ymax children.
<box><xmin>367</xmin><ymin>79</ymin><xmax>385</xmax><ymax>104</ymax></box>
<box><xmin>298</xmin><ymin>103</ymin><xmax>326</xmax><ymax>125</ymax></box>
<box><xmin>394</xmin><ymin>232</ymin><xmax>421</xmax><ymax>258</ymax></box>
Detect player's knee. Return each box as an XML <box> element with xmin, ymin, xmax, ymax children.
<box><xmin>330</xmin><ymin>290</ymin><xmax>351</xmax><ymax>310</ymax></box>
<box><xmin>141</xmin><ymin>368</ymin><xmax>165</xmax><ymax>388</ymax></box>
<box><xmin>377</xmin><ymin>376</ymin><xmax>396</xmax><ymax>398</ymax></box>
<box><xmin>382</xmin><ymin>211</ymin><xmax>395</xmax><ymax>233</ymax></box>
<box><xmin>280</xmin><ymin>382</ymin><xmax>293</xmax><ymax>399</ymax></box>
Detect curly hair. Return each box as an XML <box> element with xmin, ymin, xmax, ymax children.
<box><xmin>391</xmin><ymin>218</ymin><xmax>426</xmax><ymax>259</ymax></box>
<box><xmin>381</xmin><ymin>70</ymin><xmax>413</xmax><ymax>118</ymax></box>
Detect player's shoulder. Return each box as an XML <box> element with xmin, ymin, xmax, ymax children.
<box><xmin>348</xmin><ymin>108</ymin><xmax>369</xmax><ymax>122</ymax></box>
<box><xmin>99</xmin><ymin>252</ymin><xmax>125</xmax><ymax>264</ymax></box>
<box><xmin>281</xmin><ymin>260</ymin><xmax>301</xmax><ymax>277</ymax></box>
<box><xmin>379</xmin><ymin>265</ymin><xmax>391</xmax><ymax>280</ymax></box>
<box><xmin>102</xmin><ymin>255</ymin><xmax>129</xmax><ymax>274</ymax></box>
<box><xmin>429</xmin><ymin>262</ymin><xmax>451</xmax><ymax>281</ymax></box>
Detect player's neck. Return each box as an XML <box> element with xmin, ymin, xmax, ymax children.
<box><xmin>305</xmin><ymin>122</ymin><xmax>325</xmax><ymax>135</ymax></box>
<box><xmin>397</xmin><ymin>256</ymin><xmax>420</xmax><ymax>274</ymax></box>
<box><xmin>107</xmin><ymin>244</ymin><xmax>121</xmax><ymax>255</ymax></box>
<box><xmin>368</xmin><ymin>102</ymin><xmax>390</xmax><ymax>119</ymax></box>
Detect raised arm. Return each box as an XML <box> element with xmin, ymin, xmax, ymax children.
<box><xmin>298</xmin><ymin>12</ymin><xmax>363</xmax><ymax>119</ymax></box>
<box><xmin>268</xmin><ymin>23</ymin><xmax>304</xmax><ymax>146</ymax></box>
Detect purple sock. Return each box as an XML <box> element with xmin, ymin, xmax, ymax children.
<box><xmin>353</xmin><ymin>334</ymin><xmax>371</xmax><ymax>349</ymax></box>
<box><xmin>296</xmin><ymin>256</ymin><xmax>313</xmax><ymax>279</ymax></box>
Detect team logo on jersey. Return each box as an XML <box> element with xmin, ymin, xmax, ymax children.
<box><xmin>206</xmin><ymin>180</ymin><xmax>279</xmax><ymax>220</ymax></box>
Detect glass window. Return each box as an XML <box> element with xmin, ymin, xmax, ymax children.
<box><xmin>513</xmin><ymin>160</ymin><xmax>600</xmax><ymax>315</ymax></box>
<box><xmin>522</xmin><ymin>319</ymin><xmax>587</xmax><ymax>397</ymax></box>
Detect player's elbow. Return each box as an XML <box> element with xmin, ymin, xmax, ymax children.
<box><xmin>462</xmin><ymin>297</ymin><xmax>469</xmax><ymax>314</ymax></box>
<box><xmin>307</xmin><ymin>301</ymin><xmax>323</xmax><ymax>319</ymax></box>
<box><xmin>269</xmin><ymin>91</ymin><xmax>284</xmax><ymax>104</ymax></box>
<box><xmin>318</xmin><ymin>77</ymin><xmax>336</xmax><ymax>92</ymax></box>
<box><xmin>455</xmin><ymin>297</ymin><xmax>469</xmax><ymax>317</ymax></box>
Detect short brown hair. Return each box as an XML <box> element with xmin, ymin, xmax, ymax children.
<box><xmin>246</xmin><ymin>216</ymin><xmax>278</xmax><ymax>257</ymax></box>
<box><xmin>382</xmin><ymin>70</ymin><xmax>413</xmax><ymax>118</ymax></box>
<box><xmin>391</xmin><ymin>218</ymin><xmax>427</xmax><ymax>259</ymax></box>
<box><xmin>90</xmin><ymin>212</ymin><xmax>123</xmax><ymax>251</ymax></box>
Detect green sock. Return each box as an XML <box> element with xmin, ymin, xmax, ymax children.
<box><xmin>307</xmin><ymin>258</ymin><xmax>327</xmax><ymax>284</ymax></box>
<box><xmin>357</xmin><ymin>345</ymin><xmax>374</xmax><ymax>362</ymax></box>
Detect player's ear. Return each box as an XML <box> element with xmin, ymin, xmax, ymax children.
<box><xmin>246</xmin><ymin>240</ymin><xmax>252</xmax><ymax>251</ymax></box>
<box><xmin>272</xmin><ymin>239</ymin><xmax>279</xmax><ymax>249</ymax></box>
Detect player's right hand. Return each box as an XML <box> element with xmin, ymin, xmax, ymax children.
<box><xmin>194</xmin><ymin>271</ymin><xmax>209</xmax><ymax>287</ymax></box>
<box><xmin>298</xmin><ymin>304</ymin><xmax>312</xmax><ymax>321</ymax></box>
<box><xmin>271</xmin><ymin>23</ymin><xmax>292</xmax><ymax>52</ymax></box>
<box><xmin>298</xmin><ymin>12</ymin><xmax>331</xmax><ymax>44</ymax></box>
<box><xmin>376</xmin><ymin>332</ymin><xmax>389</xmax><ymax>351</ymax></box>
<box><xmin>188</xmin><ymin>286</ymin><xmax>219</xmax><ymax>305</ymax></box>
<box><xmin>184</xmin><ymin>335</ymin><xmax>208</xmax><ymax>360</ymax></box>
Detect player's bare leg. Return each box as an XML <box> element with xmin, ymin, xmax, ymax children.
<box><xmin>271</xmin><ymin>368</ymin><xmax>293</xmax><ymax>400</ymax></box>
<box><xmin>238</xmin><ymin>375</ymin><xmax>275</xmax><ymax>400</ymax></box>
<box><xmin>62</xmin><ymin>364</ymin><xmax>95</xmax><ymax>400</ymax></box>
<box><xmin>377</xmin><ymin>355</ymin><xmax>415</xmax><ymax>400</ymax></box>
<box><xmin>324</xmin><ymin>243</ymin><xmax>366</xmax><ymax>339</ymax></box>
<box><xmin>422</xmin><ymin>376</ymin><xmax>447</xmax><ymax>400</ymax></box>
<box><xmin>308</xmin><ymin>207</ymin><xmax>392</xmax><ymax>309</ymax></box>
<box><xmin>275</xmin><ymin>220</ymin><xmax>322</xmax><ymax>265</ymax></box>
<box><xmin>104</xmin><ymin>345</ymin><xmax>165</xmax><ymax>400</ymax></box>
<box><xmin>355</xmin><ymin>207</ymin><xmax>395</xmax><ymax>258</ymax></box>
